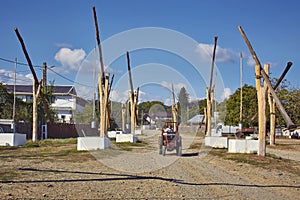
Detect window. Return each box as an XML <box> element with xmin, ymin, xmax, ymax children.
<box><xmin>26</xmin><ymin>96</ymin><xmax>33</xmax><ymax>102</ymax></box>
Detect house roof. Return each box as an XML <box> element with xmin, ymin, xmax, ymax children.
<box><xmin>187</xmin><ymin>114</ymin><xmax>204</xmax><ymax>124</ymax></box>
<box><xmin>5</xmin><ymin>85</ymin><xmax>77</xmax><ymax>95</ymax></box>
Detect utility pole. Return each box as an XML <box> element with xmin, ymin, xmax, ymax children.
<box><xmin>42</xmin><ymin>62</ymin><xmax>47</xmax><ymax>88</ymax></box>
<box><xmin>239</xmin><ymin>53</ymin><xmax>243</xmax><ymax>130</ymax></box>
<box><xmin>12</xmin><ymin>58</ymin><xmax>17</xmax><ymax>133</ymax></box>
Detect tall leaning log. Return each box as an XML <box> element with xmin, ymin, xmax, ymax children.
<box><xmin>238</xmin><ymin>25</ymin><xmax>295</xmax><ymax>129</ymax></box>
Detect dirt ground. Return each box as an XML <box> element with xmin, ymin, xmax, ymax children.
<box><xmin>0</xmin><ymin>131</ymin><xmax>299</xmax><ymax>199</ymax></box>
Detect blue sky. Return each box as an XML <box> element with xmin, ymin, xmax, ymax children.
<box><xmin>1</xmin><ymin>0</ymin><xmax>300</xmax><ymax>104</ymax></box>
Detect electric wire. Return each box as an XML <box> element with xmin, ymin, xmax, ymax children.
<box><xmin>0</xmin><ymin>56</ymin><xmax>92</xmax><ymax>88</ymax></box>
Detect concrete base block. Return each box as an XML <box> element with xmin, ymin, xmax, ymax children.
<box><xmin>77</xmin><ymin>137</ymin><xmax>110</xmax><ymax>150</ymax></box>
<box><xmin>134</xmin><ymin>130</ymin><xmax>142</xmax><ymax>135</ymax></box>
<box><xmin>107</xmin><ymin>131</ymin><xmax>123</xmax><ymax>138</ymax></box>
<box><xmin>116</xmin><ymin>134</ymin><xmax>137</xmax><ymax>143</ymax></box>
<box><xmin>205</xmin><ymin>136</ymin><xmax>228</xmax><ymax>148</ymax></box>
<box><xmin>228</xmin><ymin>139</ymin><xmax>258</xmax><ymax>153</ymax></box>
<box><xmin>0</xmin><ymin>133</ymin><xmax>26</xmax><ymax>146</ymax></box>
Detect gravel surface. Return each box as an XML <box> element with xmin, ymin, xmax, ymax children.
<box><xmin>0</xmin><ymin>131</ymin><xmax>299</xmax><ymax>199</ymax></box>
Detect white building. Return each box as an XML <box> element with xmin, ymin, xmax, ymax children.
<box><xmin>5</xmin><ymin>85</ymin><xmax>87</xmax><ymax>123</ymax></box>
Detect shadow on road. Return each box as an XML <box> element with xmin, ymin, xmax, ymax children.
<box><xmin>0</xmin><ymin>167</ymin><xmax>298</xmax><ymax>189</ymax></box>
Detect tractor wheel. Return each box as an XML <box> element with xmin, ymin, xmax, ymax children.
<box><xmin>162</xmin><ymin>146</ymin><xmax>166</xmax><ymax>156</ymax></box>
<box><xmin>159</xmin><ymin>136</ymin><xmax>163</xmax><ymax>154</ymax></box>
<box><xmin>176</xmin><ymin>136</ymin><xmax>182</xmax><ymax>156</ymax></box>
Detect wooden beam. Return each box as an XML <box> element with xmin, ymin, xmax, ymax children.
<box><xmin>208</xmin><ymin>36</ymin><xmax>218</xmax><ymax>98</ymax></box>
<box><xmin>92</xmin><ymin>6</ymin><xmax>105</xmax><ymax>79</ymax></box>
<box><xmin>14</xmin><ymin>28</ymin><xmax>53</xmax><ymax>123</ymax></box>
<box><xmin>171</xmin><ymin>84</ymin><xmax>178</xmax><ymax>132</ymax></box>
<box><xmin>238</xmin><ymin>25</ymin><xmax>295</xmax><ymax>129</ymax></box>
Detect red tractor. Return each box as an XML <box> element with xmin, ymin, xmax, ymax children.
<box><xmin>159</xmin><ymin>122</ymin><xmax>182</xmax><ymax>156</ymax></box>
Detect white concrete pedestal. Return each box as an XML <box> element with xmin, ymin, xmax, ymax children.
<box><xmin>228</xmin><ymin>139</ymin><xmax>258</xmax><ymax>153</ymax></box>
<box><xmin>0</xmin><ymin>133</ymin><xmax>26</xmax><ymax>146</ymax></box>
<box><xmin>205</xmin><ymin>136</ymin><xmax>228</xmax><ymax>148</ymax></box>
<box><xmin>77</xmin><ymin>137</ymin><xmax>110</xmax><ymax>150</ymax></box>
<box><xmin>116</xmin><ymin>134</ymin><xmax>137</xmax><ymax>143</ymax></box>
<box><xmin>134</xmin><ymin>130</ymin><xmax>142</xmax><ymax>135</ymax></box>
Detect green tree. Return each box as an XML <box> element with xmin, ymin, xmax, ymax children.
<box><xmin>0</xmin><ymin>82</ymin><xmax>30</xmax><ymax>122</ymax></box>
<box><xmin>38</xmin><ymin>81</ymin><xmax>58</xmax><ymax>123</ymax></box>
<box><xmin>178</xmin><ymin>87</ymin><xmax>189</xmax><ymax>124</ymax></box>
<box><xmin>224</xmin><ymin>84</ymin><xmax>257</xmax><ymax>127</ymax></box>
<box><xmin>274</xmin><ymin>79</ymin><xmax>300</xmax><ymax>126</ymax></box>
<box><xmin>74</xmin><ymin>103</ymin><xmax>93</xmax><ymax>124</ymax></box>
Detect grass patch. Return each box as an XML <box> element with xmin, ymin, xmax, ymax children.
<box><xmin>209</xmin><ymin>148</ymin><xmax>300</xmax><ymax>175</ymax></box>
<box><xmin>0</xmin><ymin>171</ymin><xmax>19</xmax><ymax>181</ymax></box>
<box><xmin>23</xmin><ymin>138</ymin><xmax>77</xmax><ymax>148</ymax></box>
<box><xmin>112</xmin><ymin>140</ymin><xmax>147</xmax><ymax>151</ymax></box>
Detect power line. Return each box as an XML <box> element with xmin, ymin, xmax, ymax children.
<box><xmin>0</xmin><ymin>56</ymin><xmax>92</xmax><ymax>88</ymax></box>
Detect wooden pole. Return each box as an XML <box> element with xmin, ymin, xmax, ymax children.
<box><xmin>32</xmin><ymin>79</ymin><xmax>37</xmax><ymax>142</ymax></box>
<box><xmin>32</xmin><ymin>79</ymin><xmax>42</xmax><ymax>142</ymax></box>
<box><xmin>126</xmin><ymin>51</ymin><xmax>137</xmax><ymax>134</ymax></box>
<box><xmin>206</xmin><ymin>36</ymin><xmax>218</xmax><ymax>136</ymax></box>
<box><xmin>255</xmin><ymin>64</ymin><xmax>266</xmax><ymax>156</ymax></box>
<box><xmin>14</xmin><ymin>28</ymin><xmax>53</xmax><ymax>123</ymax></box>
<box><xmin>239</xmin><ymin>53</ymin><xmax>243</xmax><ymax>127</ymax></box>
<box><xmin>273</xmin><ymin>62</ymin><xmax>292</xmax><ymax>90</ymax></box>
<box><xmin>130</xmin><ymin>91</ymin><xmax>135</xmax><ymax>134</ymax></box>
<box><xmin>266</xmin><ymin>65</ymin><xmax>276</xmax><ymax>146</ymax></box>
<box><xmin>98</xmin><ymin>74</ymin><xmax>105</xmax><ymax>137</ymax></box>
<box><xmin>238</xmin><ymin>25</ymin><xmax>295</xmax><ymax>129</ymax></box>
<box><xmin>171</xmin><ymin>84</ymin><xmax>178</xmax><ymax>132</ymax></box>
<box><xmin>92</xmin><ymin>6</ymin><xmax>105</xmax><ymax>79</ymax></box>
<box><xmin>209</xmin><ymin>36</ymin><xmax>218</xmax><ymax>95</ymax></box>
<box><xmin>203</xmin><ymin>107</ymin><xmax>207</xmax><ymax>132</ymax></box>
<box><xmin>249</xmin><ymin>62</ymin><xmax>292</xmax><ymax>126</ymax></box>
<box><xmin>122</xmin><ymin>103</ymin><xmax>126</xmax><ymax>132</ymax></box>
<box><xmin>206</xmin><ymin>87</ymin><xmax>211</xmax><ymax>136</ymax></box>
<box><xmin>103</xmin><ymin>73</ymin><xmax>109</xmax><ymax>136</ymax></box>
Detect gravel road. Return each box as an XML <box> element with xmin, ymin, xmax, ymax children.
<box><xmin>0</xmin><ymin>130</ymin><xmax>299</xmax><ymax>199</ymax></box>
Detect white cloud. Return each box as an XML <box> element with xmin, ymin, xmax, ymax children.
<box><xmin>0</xmin><ymin>69</ymin><xmax>33</xmax><ymax>84</ymax></box>
<box><xmin>246</xmin><ymin>56</ymin><xmax>255</xmax><ymax>67</ymax></box>
<box><xmin>160</xmin><ymin>81</ymin><xmax>187</xmax><ymax>94</ymax></box>
<box><xmin>110</xmin><ymin>90</ymin><xmax>130</xmax><ymax>103</ymax></box>
<box><xmin>196</xmin><ymin>43</ymin><xmax>237</xmax><ymax>63</ymax></box>
<box><xmin>221</xmin><ymin>88</ymin><xmax>232</xmax><ymax>100</ymax></box>
<box><xmin>54</xmin><ymin>48</ymin><xmax>86</xmax><ymax>71</ymax></box>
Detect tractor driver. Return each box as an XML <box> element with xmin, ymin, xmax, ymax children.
<box><xmin>165</xmin><ymin>125</ymin><xmax>173</xmax><ymax>133</ymax></box>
